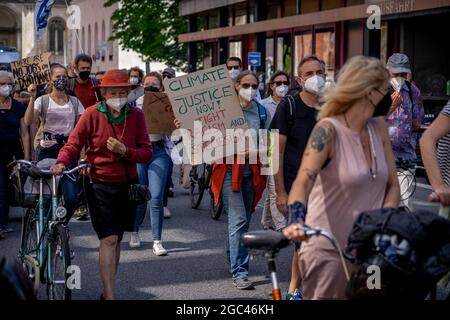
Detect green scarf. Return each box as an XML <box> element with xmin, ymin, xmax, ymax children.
<box><xmin>97</xmin><ymin>101</ymin><xmax>130</xmax><ymax>125</ymax></box>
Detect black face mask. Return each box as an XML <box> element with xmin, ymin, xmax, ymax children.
<box><xmin>78</xmin><ymin>71</ymin><xmax>91</xmax><ymax>81</ymax></box>
<box><xmin>144</xmin><ymin>86</ymin><xmax>160</xmax><ymax>93</ymax></box>
<box><xmin>372</xmin><ymin>90</ymin><xmax>392</xmax><ymax>117</ymax></box>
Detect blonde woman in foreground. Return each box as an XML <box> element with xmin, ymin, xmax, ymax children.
<box><xmin>283</xmin><ymin>56</ymin><xmax>400</xmax><ymax>299</ymax></box>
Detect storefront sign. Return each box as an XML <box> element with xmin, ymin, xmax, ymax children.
<box><xmin>380</xmin><ymin>0</ymin><xmax>415</xmax><ymax>15</ymax></box>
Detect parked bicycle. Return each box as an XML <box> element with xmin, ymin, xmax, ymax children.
<box><xmin>190</xmin><ymin>163</ymin><xmax>224</xmax><ymax>220</ymax></box>
<box><xmin>8</xmin><ymin>159</ymin><xmax>89</xmax><ymax>300</ymax></box>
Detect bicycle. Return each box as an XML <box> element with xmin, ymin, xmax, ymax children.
<box><xmin>190</xmin><ymin>163</ymin><xmax>224</xmax><ymax>220</ymax></box>
<box><xmin>8</xmin><ymin>159</ymin><xmax>90</xmax><ymax>300</ymax></box>
<box><xmin>241</xmin><ymin>227</ymin><xmax>347</xmax><ymax>300</ymax></box>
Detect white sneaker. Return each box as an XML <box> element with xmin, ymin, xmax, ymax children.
<box><xmin>129</xmin><ymin>232</ymin><xmax>141</xmax><ymax>248</ymax></box>
<box><xmin>164</xmin><ymin>207</ymin><xmax>171</xmax><ymax>219</ymax></box>
<box><xmin>153</xmin><ymin>241</ymin><xmax>167</xmax><ymax>256</ymax></box>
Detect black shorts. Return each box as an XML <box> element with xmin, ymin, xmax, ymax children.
<box><xmin>83</xmin><ymin>176</ymin><xmax>136</xmax><ymax>241</ymax></box>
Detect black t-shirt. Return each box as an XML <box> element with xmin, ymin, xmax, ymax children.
<box><xmin>270</xmin><ymin>95</ymin><xmax>317</xmax><ymax>192</ymax></box>
<box><xmin>0</xmin><ymin>99</ymin><xmax>25</xmax><ymax>162</ymax></box>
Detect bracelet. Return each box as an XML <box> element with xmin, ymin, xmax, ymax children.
<box><xmin>287</xmin><ymin>201</ymin><xmax>307</xmax><ymax>224</ymax></box>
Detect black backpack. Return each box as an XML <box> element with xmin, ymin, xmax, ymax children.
<box><xmin>345</xmin><ymin>207</ymin><xmax>450</xmax><ymax>299</ymax></box>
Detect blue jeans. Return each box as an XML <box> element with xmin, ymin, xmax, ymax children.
<box><xmin>36</xmin><ymin>145</ymin><xmax>79</xmax><ymax>218</ymax></box>
<box><xmin>134</xmin><ymin>144</ymin><xmax>170</xmax><ymax>240</ymax></box>
<box><xmin>221</xmin><ymin>165</ymin><xmax>254</xmax><ymax>280</ymax></box>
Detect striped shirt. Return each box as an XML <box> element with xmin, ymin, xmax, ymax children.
<box><xmin>437</xmin><ymin>100</ymin><xmax>450</xmax><ymax>186</ymax></box>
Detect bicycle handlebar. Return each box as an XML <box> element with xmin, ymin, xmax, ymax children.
<box><xmin>294</xmin><ymin>226</ymin><xmax>339</xmax><ymax>250</ymax></box>
<box><xmin>8</xmin><ymin>160</ymin><xmax>90</xmax><ymax>177</ymax></box>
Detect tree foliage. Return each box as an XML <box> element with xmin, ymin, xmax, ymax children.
<box><xmin>104</xmin><ymin>0</ymin><xmax>187</xmax><ymax>69</ymax></box>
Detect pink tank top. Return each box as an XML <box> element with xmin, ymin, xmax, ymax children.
<box><xmin>304</xmin><ymin>117</ymin><xmax>389</xmax><ymax>249</ymax></box>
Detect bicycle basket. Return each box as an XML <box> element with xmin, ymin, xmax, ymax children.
<box><xmin>10</xmin><ymin>159</ymin><xmax>61</xmax><ymax>208</ymax></box>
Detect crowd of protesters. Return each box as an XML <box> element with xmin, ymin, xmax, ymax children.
<box><xmin>1</xmin><ymin>49</ymin><xmax>449</xmax><ymax>301</ymax></box>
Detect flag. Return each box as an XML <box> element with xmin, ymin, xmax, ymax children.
<box><xmin>35</xmin><ymin>0</ymin><xmax>56</xmax><ymax>41</ymax></box>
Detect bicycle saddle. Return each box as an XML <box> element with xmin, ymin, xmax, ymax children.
<box><xmin>241</xmin><ymin>230</ymin><xmax>290</xmax><ymax>251</ymax></box>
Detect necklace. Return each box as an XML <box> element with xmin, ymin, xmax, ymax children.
<box><xmin>343</xmin><ymin>112</ymin><xmax>377</xmax><ymax>179</ymax></box>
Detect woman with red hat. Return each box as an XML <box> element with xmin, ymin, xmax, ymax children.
<box><xmin>51</xmin><ymin>69</ymin><xmax>152</xmax><ymax>300</ymax></box>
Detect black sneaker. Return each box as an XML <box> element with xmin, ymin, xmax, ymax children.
<box><xmin>233</xmin><ymin>277</ymin><xmax>254</xmax><ymax>290</ymax></box>
<box><xmin>75</xmin><ymin>206</ymin><xmax>90</xmax><ymax>221</ymax></box>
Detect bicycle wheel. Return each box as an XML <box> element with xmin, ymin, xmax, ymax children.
<box><xmin>190</xmin><ymin>164</ymin><xmax>207</xmax><ymax>209</ymax></box>
<box><xmin>20</xmin><ymin>208</ymin><xmax>40</xmax><ymax>291</ymax></box>
<box><xmin>47</xmin><ymin>224</ymin><xmax>71</xmax><ymax>300</ymax></box>
<box><xmin>20</xmin><ymin>208</ymin><xmax>38</xmax><ymax>257</ymax></box>
<box><xmin>210</xmin><ymin>193</ymin><xmax>224</xmax><ymax>220</ymax></box>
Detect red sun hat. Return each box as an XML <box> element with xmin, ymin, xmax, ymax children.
<box><xmin>97</xmin><ymin>69</ymin><xmax>132</xmax><ymax>88</ymax></box>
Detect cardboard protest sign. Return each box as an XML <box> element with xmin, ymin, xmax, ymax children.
<box><xmin>163</xmin><ymin>64</ymin><xmax>248</xmax><ymax>165</ymax></box>
<box><xmin>142</xmin><ymin>92</ymin><xmax>176</xmax><ymax>136</ymax></box>
<box><xmin>11</xmin><ymin>53</ymin><xmax>51</xmax><ymax>90</ymax></box>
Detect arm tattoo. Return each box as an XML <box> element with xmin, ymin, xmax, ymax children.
<box><xmin>302</xmin><ymin>168</ymin><xmax>319</xmax><ymax>182</ymax></box>
<box><xmin>308</xmin><ymin>123</ymin><xmax>334</xmax><ymax>153</ymax></box>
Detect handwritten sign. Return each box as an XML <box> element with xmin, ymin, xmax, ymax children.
<box><xmin>11</xmin><ymin>53</ymin><xmax>51</xmax><ymax>90</ymax></box>
<box><xmin>164</xmin><ymin>65</ymin><xmax>248</xmax><ymax>164</ymax></box>
<box><xmin>142</xmin><ymin>92</ymin><xmax>176</xmax><ymax>136</ymax></box>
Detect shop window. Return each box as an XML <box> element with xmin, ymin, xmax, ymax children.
<box><xmin>235</xmin><ymin>3</ymin><xmax>247</xmax><ymax>26</ymax></box>
<box><xmin>277</xmin><ymin>33</ymin><xmax>292</xmax><ymax>74</ymax></box>
<box><xmin>208</xmin><ymin>14</ymin><xmax>218</xmax><ymax>29</ymax></box>
<box><xmin>346</xmin><ymin>0</ymin><xmax>365</xmax><ymax>6</ymax></box>
<box><xmin>300</xmin><ymin>0</ymin><xmax>320</xmax><ymax>14</ymax></box>
<box><xmin>203</xmin><ymin>43</ymin><xmax>214</xmax><ymax>69</ymax></box>
<box><xmin>283</xmin><ymin>0</ymin><xmax>298</xmax><ymax>17</ymax></box>
<box><xmin>267</xmin><ymin>0</ymin><xmax>281</xmax><ymax>19</ymax></box>
<box><xmin>197</xmin><ymin>16</ymin><xmax>207</xmax><ymax>31</ymax></box>
<box><xmin>315</xmin><ymin>30</ymin><xmax>335</xmax><ymax>78</ymax></box>
<box><xmin>294</xmin><ymin>32</ymin><xmax>313</xmax><ymax>76</ymax></box>
<box><xmin>266</xmin><ymin>38</ymin><xmax>274</xmax><ymax>83</ymax></box>
<box><xmin>322</xmin><ymin>0</ymin><xmax>345</xmax><ymax>10</ymax></box>
<box><xmin>229</xmin><ymin>41</ymin><xmax>242</xmax><ymax>59</ymax></box>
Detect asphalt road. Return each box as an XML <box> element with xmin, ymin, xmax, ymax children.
<box><xmin>0</xmin><ymin>168</ymin><xmax>442</xmax><ymax>300</ymax></box>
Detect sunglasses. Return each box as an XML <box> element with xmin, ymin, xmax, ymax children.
<box><xmin>272</xmin><ymin>81</ymin><xmax>289</xmax><ymax>86</ymax></box>
<box><xmin>241</xmin><ymin>83</ymin><xmax>258</xmax><ymax>90</ymax></box>
<box><xmin>227</xmin><ymin>66</ymin><xmax>240</xmax><ymax>70</ymax></box>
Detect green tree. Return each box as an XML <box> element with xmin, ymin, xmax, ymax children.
<box><xmin>104</xmin><ymin>0</ymin><xmax>187</xmax><ymax>69</ymax></box>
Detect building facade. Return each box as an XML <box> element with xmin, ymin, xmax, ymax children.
<box><xmin>179</xmin><ymin>0</ymin><xmax>450</xmax><ymax>113</ymax></box>
<box><xmin>0</xmin><ymin>0</ymin><xmax>73</xmax><ymax>65</ymax></box>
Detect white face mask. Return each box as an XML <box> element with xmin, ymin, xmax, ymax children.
<box><xmin>106</xmin><ymin>98</ymin><xmax>128</xmax><ymax>112</ymax></box>
<box><xmin>129</xmin><ymin>77</ymin><xmax>140</xmax><ymax>85</ymax></box>
<box><xmin>303</xmin><ymin>75</ymin><xmax>325</xmax><ymax>95</ymax></box>
<box><xmin>0</xmin><ymin>84</ymin><xmax>12</xmax><ymax>97</ymax></box>
<box><xmin>239</xmin><ymin>88</ymin><xmax>257</xmax><ymax>104</ymax></box>
<box><xmin>275</xmin><ymin>84</ymin><xmax>289</xmax><ymax>98</ymax></box>
<box><xmin>391</xmin><ymin>77</ymin><xmax>405</xmax><ymax>92</ymax></box>
<box><xmin>229</xmin><ymin>69</ymin><xmax>240</xmax><ymax>80</ymax></box>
